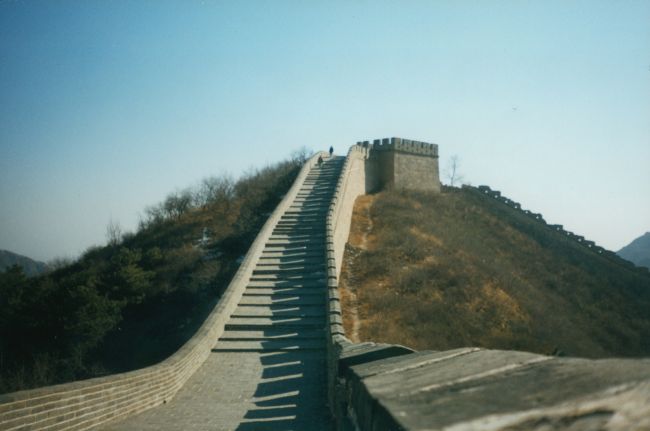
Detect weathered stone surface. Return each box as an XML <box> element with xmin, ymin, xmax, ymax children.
<box><xmin>344</xmin><ymin>348</ymin><xmax>650</xmax><ymax>431</ymax></box>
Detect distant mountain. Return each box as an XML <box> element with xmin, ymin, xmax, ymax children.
<box><xmin>618</xmin><ymin>232</ymin><xmax>650</xmax><ymax>269</ymax></box>
<box><xmin>0</xmin><ymin>249</ymin><xmax>48</xmax><ymax>276</ymax></box>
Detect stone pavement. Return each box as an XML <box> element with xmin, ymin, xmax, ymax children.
<box><xmin>102</xmin><ymin>157</ymin><xmax>344</xmax><ymax>431</ymax></box>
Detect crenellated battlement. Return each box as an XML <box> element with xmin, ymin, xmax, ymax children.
<box><xmin>357</xmin><ymin>137</ymin><xmax>438</xmax><ymax>158</ymax></box>
<box><xmin>469</xmin><ymin>184</ymin><xmax>648</xmax><ymax>273</ymax></box>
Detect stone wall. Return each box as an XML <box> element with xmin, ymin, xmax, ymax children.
<box><xmin>467</xmin><ymin>185</ymin><xmax>648</xmax><ymax>273</ymax></box>
<box><xmin>0</xmin><ymin>152</ymin><xmax>325</xmax><ymax>431</ymax></box>
<box><xmin>324</xmin><ymin>145</ymin><xmax>369</xmax><ymax>427</ymax></box>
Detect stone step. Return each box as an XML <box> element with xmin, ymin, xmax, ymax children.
<box><xmin>258</xmin><ymin>256</ymin><xmax>323</xmax><ymax>264</ymax></box>
<box><xmin>212</xmin><ymin>339</ymin><xmax>325</xmax><ymax>352</ymax></box>
<box><xmin>288</xmin><ymin>203</ymin><xmax>330</xmax><ymax>209</ymax></box>
<box><xmin>253</xmin><ymin>265</ymin><xmax>325</xmax><ymax>274</ymax></box>
<box><xmin>274</xmin><ymin>219</ymin><xmax>325</xmax><ymax>225</ymax></box>
<box><xmin>291</xmin><ymin>198</ymin><xmax>331</xmax><ymax>204</ymax></box>
<box><xmin>291</xmin><ymin>195</ymin><xmax>332</xmax><ymax>200</ymax></box>
<box><xmin>272</xmin><ymin>224</ymin><xmax>326</xmax><ymax>230</ymax></box>
<box><xmin>283</xmin><ymin>210</ymin><xmax>328</xmax><ymax>216</ymax></box>
<box><xmin>262</xmin><ymin>246</ymin><xmax>324</xmax><ymax>255</ymax></box>
<box><xmin>264</xmin><ymin>242</ymin><xmax>324</xmax><ymax>250</ymax></box>
<box><xmin>299</xmin><ymin>181</ymin><xmax>337</xmax><ymax>186</ymax></box>
<box><xmin>269</xmin><ymin>232</ymin><xmax>325</xmax><ymax>240</ymax></box>
<box><xmin>249</xmin><ymin>273</ymin><xmax>326</xmax><ymax>282</ymax></box>
<box><xmin>272</xmin><ymin>224</ymin><xmax>325</xmax><ymax>233</ymax></box>
<box><xmin>238</xmin><ymin>295</ymin><xmax>325</xmax><ymax>306</ymax></box>
<box><xmin>259</xmin><ymin>251</ymin><xmax>324</xmax><ymax>260</ymax></box>
<box><xmin>271</xmin><ymin>230</ymin><xmax>325</xmax><ymax>237</ymax></box>
<box><xmin>276</xmin><ymin>219</ymin><xmax>323</xmax><ymax>225</ymax></box>
<box><xmin>246</xmin><ymin>280</ymin><xmax>326</xmax><ymax>289</ymax></box>
<box><xmin>256</xmin><ymin>257</ymin><xmax>325</xmax><ymax>265</ymax></box>
<box><xmin>275</xmin><ymin>217</ymin><xmax>326</xmax><ymax>223</ymax></box>
<box><xmin>298</xmin><ymin>187</ymin><xmax>335</xmax><ymax>193</ymax></box>
<box><xmin>261</xmin><ymin>250</ymin><xmax>323</xmax><ymax>258</ymax></box>
<box><xmin>269</xmin><ymin>230</ymin><xmax>325</xmax><ymax>236</ymax></box>
<box><xmin>305</xmin><ymin>174</ymin><xmax>340</xmax><ymax>179</ymax></box>
<box><xmin>243</xmin><ymin>287</ymin><xmax>325</xmax><ymax>296</ymax></box>
<box><xmin>226</xmin><ymin>316</ymin><xmax>325</xmax><ymax>330</ymax></box>
<box><xmin>266</xmin><ymin>236</ymin><xmax>324</xmax><ymax>243</ymax></box>
<box><xmin>296</xmin><ymin>191</ymin><xmax>335</xmax><ymax>196</ymax></box>
<box><xmin>295</xmin><ymin>193</ymin><xmax>334</xmax><ymax>199</ymax></box>
<box><xmin>280</xmin><ymin>214</ymin><xmax>327</xmax><ymax>222</ymax></box>
<box><xmin>263</xmin><ymin>239</ymin><xmax>322</xmax><ymax>246</ymax></box>
<box><xmin>219</xmin><ymin>328</ymin><xmax>325</xmax><ymax>340</ymax></box>
<box><xmin>264</xmin><ymin>243</ymin><xmax>323</xmax><ymax>250</ymax></box>
<box><xmin>285</xmin><ymin>202</ymin><xmax>330</xmax><ymax>207</ymax></box>
<box><xmin>234</xmin><ymin>305</ymin><xmax>326</xmax><ymax>317</ymax></box>
<box><xmin>303</xmin><ymin>176</ymin><xmax>339</xmax><ymax>181</ymax></box>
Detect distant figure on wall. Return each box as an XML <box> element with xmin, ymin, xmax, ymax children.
<box><xmin>317</xmin><ymin>155</ymin><xmax>323</xmax><ymax>168</ymax></box>
<box><xmin>329</xmin><ymin>146</ymin><xmax>334</xmax><ymax>157</ymax></box>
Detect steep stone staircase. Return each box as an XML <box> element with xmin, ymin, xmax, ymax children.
<box><xmin>214</xmin><ymin>157</ymin><xmax>343</xmax><ymax>354</ymax></box>
<box><xmin>101</xmin><ymin>156</ymin><xmax>344</xmax><ymax>431</ymax></box>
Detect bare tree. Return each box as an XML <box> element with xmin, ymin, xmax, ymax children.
<box><xmin>163</xmin><ymin>190</ymin><xmax>193</xmax><ymax>219</ymax></box>
<box><xmin>291</xmin><ymin>146</ymin><xmax>312</xmax><ymax>165</ymax></box>
<box><xmin>106</xmin><ymin>218</ymin><xmax>122</xmax><ymax>246</ymax></box>
<box><xmin>445</xmin><ymin>155</ymin><xmax>465</xmax><ymax>187</ymax></box>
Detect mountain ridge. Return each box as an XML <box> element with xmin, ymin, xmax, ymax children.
<box><xmin>618</xmin><ymin>232</ymin><xmax>650</xmax><ymax>269</ymax></box>
<box><xmin>0</xmin><ymin>249</ymin><xmax>48</xmax><ymax>276</ymax></box>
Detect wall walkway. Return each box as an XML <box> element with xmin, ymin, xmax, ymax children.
<box><xmin>98</xmin><ymin>155</ymin><xmax>345</xmax><ymax>430</ymax></box>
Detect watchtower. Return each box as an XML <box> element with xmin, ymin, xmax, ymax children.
<box><xmin>358</xmin><ymin>137</ymin><xmax>441</xmax><ymax>192</ymax></box>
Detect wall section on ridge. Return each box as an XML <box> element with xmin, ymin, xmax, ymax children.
<box><xmin>0</xmin><ymin>152</ymin><xmax>325</xmax><ymax>431</ymax></box>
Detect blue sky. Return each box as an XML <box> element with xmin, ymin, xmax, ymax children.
<box><xmin>1</xmin><ymin>0</ymin><xmax>649</xmax><ymax>262</ymax></box>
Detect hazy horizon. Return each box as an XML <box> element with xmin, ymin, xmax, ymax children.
<box><xmin>1</xmin><ymin>1</ymin><xmax>649</xmax><ymax>262</ymax></box>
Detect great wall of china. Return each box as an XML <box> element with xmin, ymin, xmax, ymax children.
<box><xmin>1</xmin><ymin>139</ymin><xmax>649</xmax><ymax>431</ymax></box>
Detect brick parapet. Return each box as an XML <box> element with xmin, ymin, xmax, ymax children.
<box><xmin>0</xmin><ymin>152</ymin><xmax>325</xmax><ymax>431</ymax></box>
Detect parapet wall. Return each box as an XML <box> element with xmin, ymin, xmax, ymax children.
<box><xmin>324</xmin><ymin>146</ymin><xmax>368</xmax><ymax>425</ymax></box>
<box><xmin>0</xmin><ymin>153</ymin><xmax>325</xmax><ymax>431</ymax></box>
<box><xmin>466</xmin><ymin>185</ymin><xmax>648</xmax><ymax>273</ymax></box>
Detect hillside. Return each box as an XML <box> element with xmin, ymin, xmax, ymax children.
<box><xmin>339</xmin><ymin>188</ymin><xmax>650</xmax><ymax>359</ymax></box>
<box><xmin>618</xmin><ymin>232</ymin><xmax>650</xmax><ymax>269</ymax></box>
<box><xmin>0</xmin><ymin>153</ymin><xmax>306</xmax><ymax>394</ymax></box>
<box><xmin>0</xmin><ymin>250</ymin><xmax>48</xmax><ymax>276</ymax></box>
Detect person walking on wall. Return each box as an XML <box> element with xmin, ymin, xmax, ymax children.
<box><xmin>329</xmin><ymin>146</ymin><xmax>334</xmax><ymax>157</ymax></box>
<box><xmin>317</xmin><ymin>155</ymin><xmax>323</xmax><ymax>168</ymax></box>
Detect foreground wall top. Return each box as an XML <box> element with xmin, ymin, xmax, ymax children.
<box><xmin>357</xmin><ymin>137</ymin><xmax>438</xmax><ymax>158</ymax></box>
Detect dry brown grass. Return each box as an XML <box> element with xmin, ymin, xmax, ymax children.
<box><xmin>340</xmin><ymin>189</ymin><xmax>650</xmax><ymax>358</ymax></box>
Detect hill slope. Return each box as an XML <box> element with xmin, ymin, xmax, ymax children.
<box><xmin>618</xmin><ymin>232</ymin><xmax>650</xmax><ymax>269</ymax></box>
<box><xmin>0</xmin><ymin>249</ymin><xmax>48</xmax><ymax>276</ymax></box>
<box><xmin>339</xmin><ymin>188</ymin><xmax>650</xmax><ymax>359</ymax></box>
